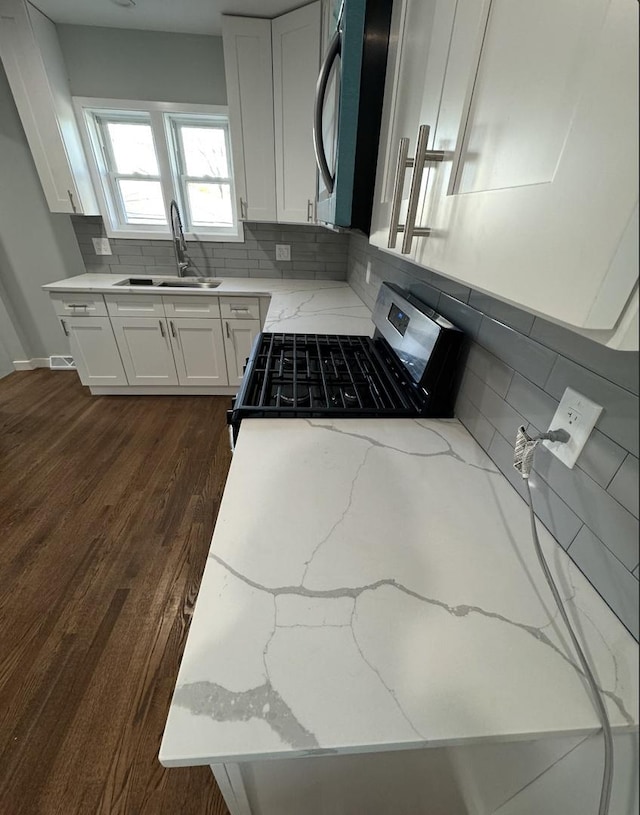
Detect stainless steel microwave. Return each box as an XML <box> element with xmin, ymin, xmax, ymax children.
<box><xmin>313</xmin><ymin>0</ymin><xmax>393</xmax><ymax>234</ymax></box>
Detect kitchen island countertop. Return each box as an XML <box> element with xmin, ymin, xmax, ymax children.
<box><xmin>159</xmin><ymin>417</ymin><xmax>639</xmax><ymax>767</ymax></box>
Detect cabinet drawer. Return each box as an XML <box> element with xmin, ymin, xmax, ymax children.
<box><xmin>219</xmin><ymin>297</ymin><xmax>260</xmax><ymax>320</ymax></box>
<box><xmin>105</xmin><ymin>294</ymin><xmax>165</xmax><ymax>318</ymax></box>
<box><xmin>50</xmin><ymin>292</ymin><xmax>107</xmax><ymax>317</ymax></box>
<box><xmin>163</xmin><ymin>296</ymin><xmax>220</xmax><ymax>319</ymax></box>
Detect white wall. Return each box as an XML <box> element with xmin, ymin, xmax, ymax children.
<box><xmin>0</xmin><ymin>62</ymin><xmax>85</xmax><ymax>361</ymax></box>
<box><xmin>56</xmin><ymin>25</ymin><xmax>227</xmax><ymax>105</ymax></box>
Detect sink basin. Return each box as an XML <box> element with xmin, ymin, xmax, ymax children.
<box><xmin>157</xmin><ymin>278</ymin><xmax>222</xmax><ymax>289</ymax></box>
<box><xmin>113</xmin><ymin>277</ymin><xmax>155</xmax><ymax>286</ymax></box>
<box><xmin>113</xmin><ymin>277</ymin><xmax>222</xmax><ymax>289</ymax></box>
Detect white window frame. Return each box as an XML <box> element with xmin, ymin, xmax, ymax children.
<box><xmin>74</xmin><ymin>98</ymin><xmax>244</xmax><ymax>242</ymax></box>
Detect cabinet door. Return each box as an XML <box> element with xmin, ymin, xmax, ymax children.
<box><xmin>412</xmin><ymin>0</ymin><xmax>638</xmax><ymax>332</ymax></box>
<box><xmin>222</xmin><ymin>319</ymin><xmax>260</xmax><ymax>387</ymax></box>
<box><xmin>0</xmin><ymin>0</ymin><xmax>97</xmax><ymax>214</ymax></box>
<box><xmin>369</xmin><ymin>0</ymin><xmax>456</xmax><ymax>254</ymax></box>
<box><xmin>222</xmin><ymin>16</ymin><xmax>277</xmax><ymax>222</ymax></box>
<box><xmin>61</xmin><ymin>316</ymin><xmax>127</xmax><ymax>387</ymax></box>
<box><xmin>111</xmin><ymin>318</ymin><xmax>178</xmax><ymax>386</ymax></box>
<box><xmin>168</xmin><ymin>318</ymin><xmax>228</xmax><ymax>387</ymax></box>
<box><xmin>272</xmin><ymin>2</ymin><xmax>321</xmax><ymax>224</ymax></box>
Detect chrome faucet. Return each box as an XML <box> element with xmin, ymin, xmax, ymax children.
<box><xmin>169</xmin><ymin>199</ymin><xmax>190</xmax><ymax>277</ymax></box>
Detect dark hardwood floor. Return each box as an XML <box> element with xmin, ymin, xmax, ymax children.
<box><xmin>0</xmin><ymin>370</ymin><xmax>232</xmax><ymax>815</ymax></box>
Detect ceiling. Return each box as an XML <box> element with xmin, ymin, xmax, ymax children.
<box><xmin>32</xmin><ymin>0</ymin><xmax>309</xmax><ymax>35</ymax></box>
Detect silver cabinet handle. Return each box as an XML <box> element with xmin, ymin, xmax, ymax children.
<box><xmin>68</xmin><ymin>190</ymin><xmax>77</xmax><ymax>213</ymax></box>
<box><xmin>230</xmin><ymin>307</ymin><xmax>250</xmax><ymax>313</ymax></box>
<box><xmin>159</xmin><ymin>320</ymin><xmax>165</xmax><ymax>338</ymax></box>
<box><xmin>307</xmin><ymin>199</ymin><xmax>314</xmax><ymax>222</ymax></box>
<box><xmin>225</xmin><ymin>321</ymin><xmax>231</xmax><ymax>339</ymax></box>
<box><xmin>60</xmin><ymin>318</ymin><xmax>69</xmax><ymax>336</ymax></box>
<box><xmin>68</xmin><ymin>303</ymin><xmax>88</xmax><ymax>310</ymax></box>
<box><xmin>239</xmin><ymin>197</ymin><xmax>248</xmax><ymax>220</ymax></box>
<box><xmin>388</xmin><ymin>137</ymin><xmax>411</xmax><ymax>249</ymax></box>
<box><xmin>387</xmin><ymin>125</ymin><xmax>446</xmax><ymax>254</ymax></box>
<box><xmin>170</xmin><ymin>320</ymin><xmax>176</xmax><ymax>338</ymax></box>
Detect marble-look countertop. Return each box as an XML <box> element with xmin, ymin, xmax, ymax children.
<box><xmin>42</xmin><ymin>274</ymin><xmax>373</xmax><ymax>336</ymax></box>
<box><xmin>159</xmin><ymin>419</ymin><xmax>639</xmax><ymax>767</ymax></box>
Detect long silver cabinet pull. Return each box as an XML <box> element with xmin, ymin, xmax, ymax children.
<box><xmin>388</xmin><ymin>137</ymin><xmax>411</xmax><ymax>249</ymax></box>
<box><xmin>239</xmin><ymin>198</ymin><xmax>248</xmax><ymax>220</ymax></box>
<box><xmin>60</xmin><ymin>318</ymin><xmax>69</xmax><ymax>337</ymax></box>
<box><xmin>170</xmin><ymin>320</ymin><xmax>177</xmax><ymax>338</ymax></box>
<box><xmin>387</xmin><ymin>124</ymin><xmax>445</xmax><ymax>254</ymax></box>
<box><xmin>307</xmin><ymin>199</ymin><xmax>314</xmax><ymax>222</ymax></box>
<box><xmin>68</xmin><ymin>190</ymin><xmax>77</xmax><ymax>213</ymax></box>
<box><xmin>225</xmin><ymin>321</ymin><xmax>231</xmax><ymax>339</ymax></box>
<box><xmin>68</xmin><ymin>303</ymin><xmax>88</xmax><ymax>310</ymax></box>
<box><xmin>159</xmin><ymin>320</ymin><xmax>165</xmax><ymax>338</ymax></box>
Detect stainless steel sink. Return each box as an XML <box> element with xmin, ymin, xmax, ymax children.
<box><xmin>157</xmin><ymin>278</ymin><xmax>222</xmax><ymax>289</ymax></box>
<box><xmin>113</xmin><ymin>277</ymin><xmax>222</xmax><ymax>289</ymax></box>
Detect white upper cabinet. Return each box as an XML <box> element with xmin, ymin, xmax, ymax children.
<box><xmin>223</xmin><ymin>5</ymin><xmax>321</xmax><ymax>225</ymax></box>
<box><xmin>223</xmin><ymin>16</ymin><xmax>278</xmax><ymax>223</ymax></box>
<box><xmin>0</xmin><ymin>0</ymin><xmax>98</xmax><ymax>215</ymax></box>
<box><xmin>372</xmin><ymin>0</ymin><xmax>639</xmax><ymax>348</ymax></box>
<box><xmin>272</xmin><ymin>2</ymin><xmax>321</xmax><ymax>224</ymax></box>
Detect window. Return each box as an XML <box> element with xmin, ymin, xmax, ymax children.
<box><xmin>75</xmin><ymin>100</ymin><xmax>241</xmax><ymax>241</ymax></box>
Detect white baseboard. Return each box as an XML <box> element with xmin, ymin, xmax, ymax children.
<box><xmin>13</xmin><ymin>358</ymin><xmax>50</xmax><ymax>371</ymax></box>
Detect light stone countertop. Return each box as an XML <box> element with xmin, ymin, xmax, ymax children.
<box><xmin>42</xmin><ymin>274</ymin><xmax>373</xmax><ymax>336</ymax></box>
<box><xmin>159</xmin><ymin>418</ymin><xmax>639</xmax><ymax>767</ymax></box>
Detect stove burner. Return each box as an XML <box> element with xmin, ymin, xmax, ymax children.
<box><xmin>278</xmin><ymin>386</ymin><xmax>311</xmax><ymax>406</ymax></box>
<box><xmin>342</xmin><ymin>389</ymin><xmax>358</xmax><ymax>404</ymax></box>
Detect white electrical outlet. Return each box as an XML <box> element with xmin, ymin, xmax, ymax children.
<box><xmin>543</xmin><ymin>387</ymin><xmax>603</xmax><ymax>468</ymax></box>
<box><xmin>92</xmin><ymin>237</ymin><xmax>112</xmax><ymax>255</ymax></box>
<box><xmin>275</xmin><ymin>244</ymin><xmax>291</xmax><ymax>261</ymax></box>
<box><xmin>365</xmin><ymin>260</ymin><xmax>372</xmax><ymax>284</ymax></box>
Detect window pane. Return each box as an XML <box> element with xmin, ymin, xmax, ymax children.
<box><xmin>117</xmin><ymin>180</ymin><xmax>166</xmax><ymax>224</ymax></box>
<box><xmin>187</xmin><ymin>182</ymin><xmax>232</xmax><ymax>226</ymax></box>
<box><xmin>107</xmin><ymin>121</ymin><xmax>159</xmax><ymax>175</ymax></box>
<box><xmin>180</xmin><ymin>126</ymin><xmax>229</xmax><ymax>178</ymax></box>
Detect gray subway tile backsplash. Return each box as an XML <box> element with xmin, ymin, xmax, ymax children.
<box><xmin>468</xmin><ymin>291</ymin><xmax>536</xmax><ymax>335</ymax></box>
<box><xmin>505</xmin><ymin>373</ymin><xmax>558</xmax><ymax>433</ymax></box>
<box><xmin>607</xmin><ymin>455</ymin><xmax>639</xmax><ymax>519</ymax></box>
<box><xmin>477</xmin><ymin>316</ymin><xmax>558</xmax><ymax>388</ymax></box>
<box><xmin>347</xmin><ymin>237</ymin><xmax>639</xmax><ymax>639</ymax></box>
<box><xmin>467</xmin><ymin>345</ymin><xmax>514</xmax><ymax>399</ymax></box>
<box><xmin>574</xmin><ymin>429</ymin><xmax>627</xmax><ymax>490</ymax></box>
<box><xmin>530</xmin><ymin>315</ymin><xmax>639</xmax><ymax>395</ymax></box>
<box><xmin>71</xmin><ymin>217</ymin><xmax>349</xmax><ymax>281</ymax></box>
<box><xmin>569</xmin><ymin>526</ymin><xmax>639</xmax><ymax>640</ymax></box>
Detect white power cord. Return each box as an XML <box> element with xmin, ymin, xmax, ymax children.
<box><xmin>513</xmin><ymin>427</ymin><xmax>614</xmax><ymax>815</ymax></box>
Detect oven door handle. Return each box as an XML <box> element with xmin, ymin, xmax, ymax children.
<box><xmin>313</xmin><ymin>26</ymin><xmax>341</xmax><ymax>195</ymax></box>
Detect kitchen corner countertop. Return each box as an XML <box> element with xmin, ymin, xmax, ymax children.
<box><xmin>42</xmin><ymin>274</ymin><xmax>373</xmax><ymax>336</ymax></box>
<box><xmin>160</xmin><ymin>418</ymin><xmax>639</xmax><ymax>767</ymax></box>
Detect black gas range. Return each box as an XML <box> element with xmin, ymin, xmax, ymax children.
<box><xmin>227</xmin><ymin>283</ymin><xmax>466</xmax><ymax>442</ymax></box>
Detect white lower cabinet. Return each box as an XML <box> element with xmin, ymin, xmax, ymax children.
<box><xmin>168</xmin><ymin>318</ymin><xmax>228</xmax><ymax>387</ymax></box>
<box><xmin>111</xmin><ymin>317</ymin><xmax>179</xmax><ymax>386</ymax></box>
<box><xmin>61</xmin><ymin>315</ymin><xmax>127</xmax><ymax>386</ymax></box>
<box><xmin>49</xmin><ymin>292</ymin><xmax>264</xmax><ymax>392</ymax></box>
<box><xmin>223</xmin><ymin>319</ymin><xmax>261</xmax><ymax>386</ymax></box>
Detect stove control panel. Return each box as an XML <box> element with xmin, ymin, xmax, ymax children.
<box><xmin>387</xmin><ymin>303</ymin><xmax>410</xmax><ymax>336</ymax></box>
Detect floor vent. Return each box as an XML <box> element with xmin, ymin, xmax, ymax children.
<box><xmin>49</xmin><ymin>355</ymin><xmax>76</xmax><ymax>370</ymax></box>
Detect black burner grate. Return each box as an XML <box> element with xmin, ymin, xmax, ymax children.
<box><xmin>235</xmin><ymin>333</ymin><xmax>428</xmax><ymax>418</ymax></box>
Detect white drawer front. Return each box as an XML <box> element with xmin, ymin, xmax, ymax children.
<box><xmin>105</xmin><ymin>294</ymin><xmax>165</xmax><ymax>318</ymax></box>
<box><xmin>220</xmin><ymin>297</ymin><xmax>260</xmax><ymax>320</ymax></box>
<box><xmin>50</xmin><ymin>292</ymin><xmax>107</xmax><ymax>317</ymax></box>
<box><xmin>163</xmin><ymin>296</ymin><xmax>221</xmax><ymax>319</ymax></box>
